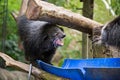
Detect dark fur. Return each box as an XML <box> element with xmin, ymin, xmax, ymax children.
<box><xmin>101</xmin><ymin>16</ymin><xmax>120</xmax><ymax>48</ymax></box>
<box><xmin>17</xmin><ymin>16</ymin><xmax>65</xmax><ymax>64</ymax></box>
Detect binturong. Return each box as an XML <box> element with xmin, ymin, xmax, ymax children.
<box><xmin>93</xmin><ymin>16</ymin><xmax>120</xmax><ymax>48</ymax></box>
<box><xmin>17</xmin><ymin>15</ymin><xmax>66</xmax><ymax>64</ymax></box>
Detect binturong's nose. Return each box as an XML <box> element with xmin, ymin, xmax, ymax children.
<box><xmin>61</xmin><ymin>34</ymin><xmax>66</xmax><ymax>38</ymax></box>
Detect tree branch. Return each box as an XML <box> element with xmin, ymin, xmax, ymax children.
<box><xmin>0</xmin><ymin>52</ymin><xmax>67</xmax><ymax>79</ymax></box>
<box><xmin>19</xmin><ymin>0</ymin><xmax>29</xmax><ymax>16</ymax></box>
<box><xmin>0</xmin><ymin>52</ymin><xmax>46</xmax><ymax>80</ymax></box>
<box><xmin>25</xmin><ymin>0</ymin><xmax>103</xmax><ymax>35</ymax></box>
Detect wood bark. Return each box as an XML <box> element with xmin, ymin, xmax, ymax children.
<box><xmin>82</xmin><ymin>0</ymin><xmax>94</xmax><ymax>58</ymax></box>
<box><xmin>19</xmin><ymin>0</ymin><xmax>29</xmax><ymax>16</ymax></box>
<box><xmin>0</xmin><ymin>68</ymin><xmax>37</xmax><ymax>80</ymax></box>
<box><xmin>0</xmin><ymin>52</ymin><xmax>67</xmax><ymax>80</ymax></box>
<box><xmin>0</xmin><ymin>52</ymin><xmax>45</xmax><ymax>80</ymax></box>
<box><xmin>25</xmin><ymin>0</ymin><xmax>102</xmax><ymax>35</ymax></box>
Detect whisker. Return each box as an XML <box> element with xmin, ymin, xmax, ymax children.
<box><xmin>92</xmin><ymin>38</ymin><xmax>101</xmax><ymax>44</ymax></box>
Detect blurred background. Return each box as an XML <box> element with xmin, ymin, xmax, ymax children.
<box><xmin>0</xmin><ymin>0</ymin><xmax>120</xmax><ymax>67</ymax></box>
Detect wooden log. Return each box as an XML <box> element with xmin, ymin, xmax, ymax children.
<box><xmin>25</xmin><ymin>0</ymin><xmax>103</xmax><ymax>35</ymax></box>
<box><xmin>19</xmin><ymin>0</ymin><xmax>29</xmax><ymax>16</ymax></box>
<box><xmin>0</xmin><ymin>52</ymin><xmax>68</xmax><ymax>80</ymax></box>
<box><xmin>0</xmin><ymin>52</ymin><xmax>45</xmax><ymax>80</ymax></box>
<box><xmin>0</xmin><ymin>68</ymin><xmax>36</xmax><ymax>80</ymax></box>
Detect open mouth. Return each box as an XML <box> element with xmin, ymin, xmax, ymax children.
<box><xmin>56</xmin><ymin>39</ymin><xmax>64</xmax><ymax>46</ymax></box>
<box><xmin>54</xmin><ymin>38</ymin><xmax>64</xmax><ymax>47</ymax></box>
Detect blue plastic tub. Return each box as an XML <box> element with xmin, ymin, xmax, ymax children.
<box><xmin>37</xmin><ymin>58</ymin><xmax>120</xmax><ymax>80</ymax></box>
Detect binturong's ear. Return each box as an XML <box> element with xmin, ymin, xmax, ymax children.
<box><xmin>11</xmin><ymin>11</ymin><xmax>19</xmax><ymax>22</ymax></box>
<box><xmin>59</xmin><ymin>27</ymin><xmax>64</xmax><ymax>32</ymax></box>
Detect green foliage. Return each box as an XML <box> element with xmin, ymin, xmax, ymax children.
<box><xmin>0</xmin><ymin>0</ymin><xmax>23</xmax><ymax>62</ymax></box>
<box><xmin>58</xmin><ymin>31</ymin><xmax>81</xmax><ymax>58</ymax></box>
<box><xmin>48</xmin><ymin>0</ymin><xmax>83</xmax><ymax>12</ymax></box>
<box><xmin>4</xmin><ymin>34</ymin><xmax>24</xmax><ymax>61</ymax></box>
<box><xmin>111</xmin><ymin>0</ymin><xmax>120</xmax><ymax>15</ymax></box>
<box><xmin>64</xmin><ymin>0</ymin><xmax>83</xmax><ymax>12</ymax></box>
<box><xmin>94</xmin><ymin>0</ymin><xmax>113</xmax><ymax>23</ymax></box>
<box><xmin>48</xmin><ymin>0</ymin><xmax>66</xmax><ymax>6</ymax></box>
<box><xmin>7</xmin><ymin>0</ymin><xmax>21</xmax><ymax>34</ymax></box>
<box><xmin>0</xmin><ymin>0</ymin><xmax>21</xmax><ymax>35</ymax></box>
<box><xmin>8</xmin><ymin>0</ymin><xmax>21</xmax><ymax>11</ymax></box>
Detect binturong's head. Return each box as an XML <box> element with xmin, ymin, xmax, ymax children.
<box><xmin>51</xmin><ymin>27</ymin><xmax>66</xmax><ymax>47</ymax></box>
<box><xmin>93</xmin><ymin>16</ymin><xmax>120</xmax><ymax>48</ymax></box>
<box><xmin>43</xmin><ymin>26</ymin><xmax>66</xmax><ymax>48</ymax></box>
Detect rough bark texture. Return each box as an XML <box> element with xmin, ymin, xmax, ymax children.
<box><xmin>19</xmin><ymin>0</ymin><xmax>29</xmax><ymax>16</ymax></box>
<box><xmin>81</xmin><ymin>0</ymin><xmax>114</xmax><ymax>58</ymax></box>
<box><xmin>25</xmin><ymin>0</ymin><xmax>102</xmax><ymax>35</ymax></box>
<box><xmin>0</xmin><ymin>52</ymin><xmax>67</xmax><ymax>80</ymax></box>
<box><xmin>93</xmin><ymin>27</ymin><xmax>120</xmax><ymax>57</ymax></box>
<box><xmin>0</xmin><ymin>52</ymin><xmax>45</xmax><ymax>79</ymax></box>
<box><xmin>82</xmin><ymin>0</ymin><xmax>94</xmax><ymax>58</ymax></box>
<box><xmin>0</xmin><ymin>68</ymin><xmax>36</xmax><ymax>80</ymax></box>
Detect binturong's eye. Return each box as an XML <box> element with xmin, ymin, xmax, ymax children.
<box><xmin>55</xmin><ymin>33</ymin><xmax>59</xmax><ymax>36</ymax></box>
<box><xmin>43</xmin><ymin>35</ymin><xmax>48</xmax><ymax>40</ymax></box>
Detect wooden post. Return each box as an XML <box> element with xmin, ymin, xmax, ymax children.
<box><xmin>81</xmin><ymin>0</ymin><xmax>114</xmax><ymax>58</ymax></box>
<box><xmin>82</xmin><ymin>0</ymin><xmax>94</xmax><ymax>58</ymax></box>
